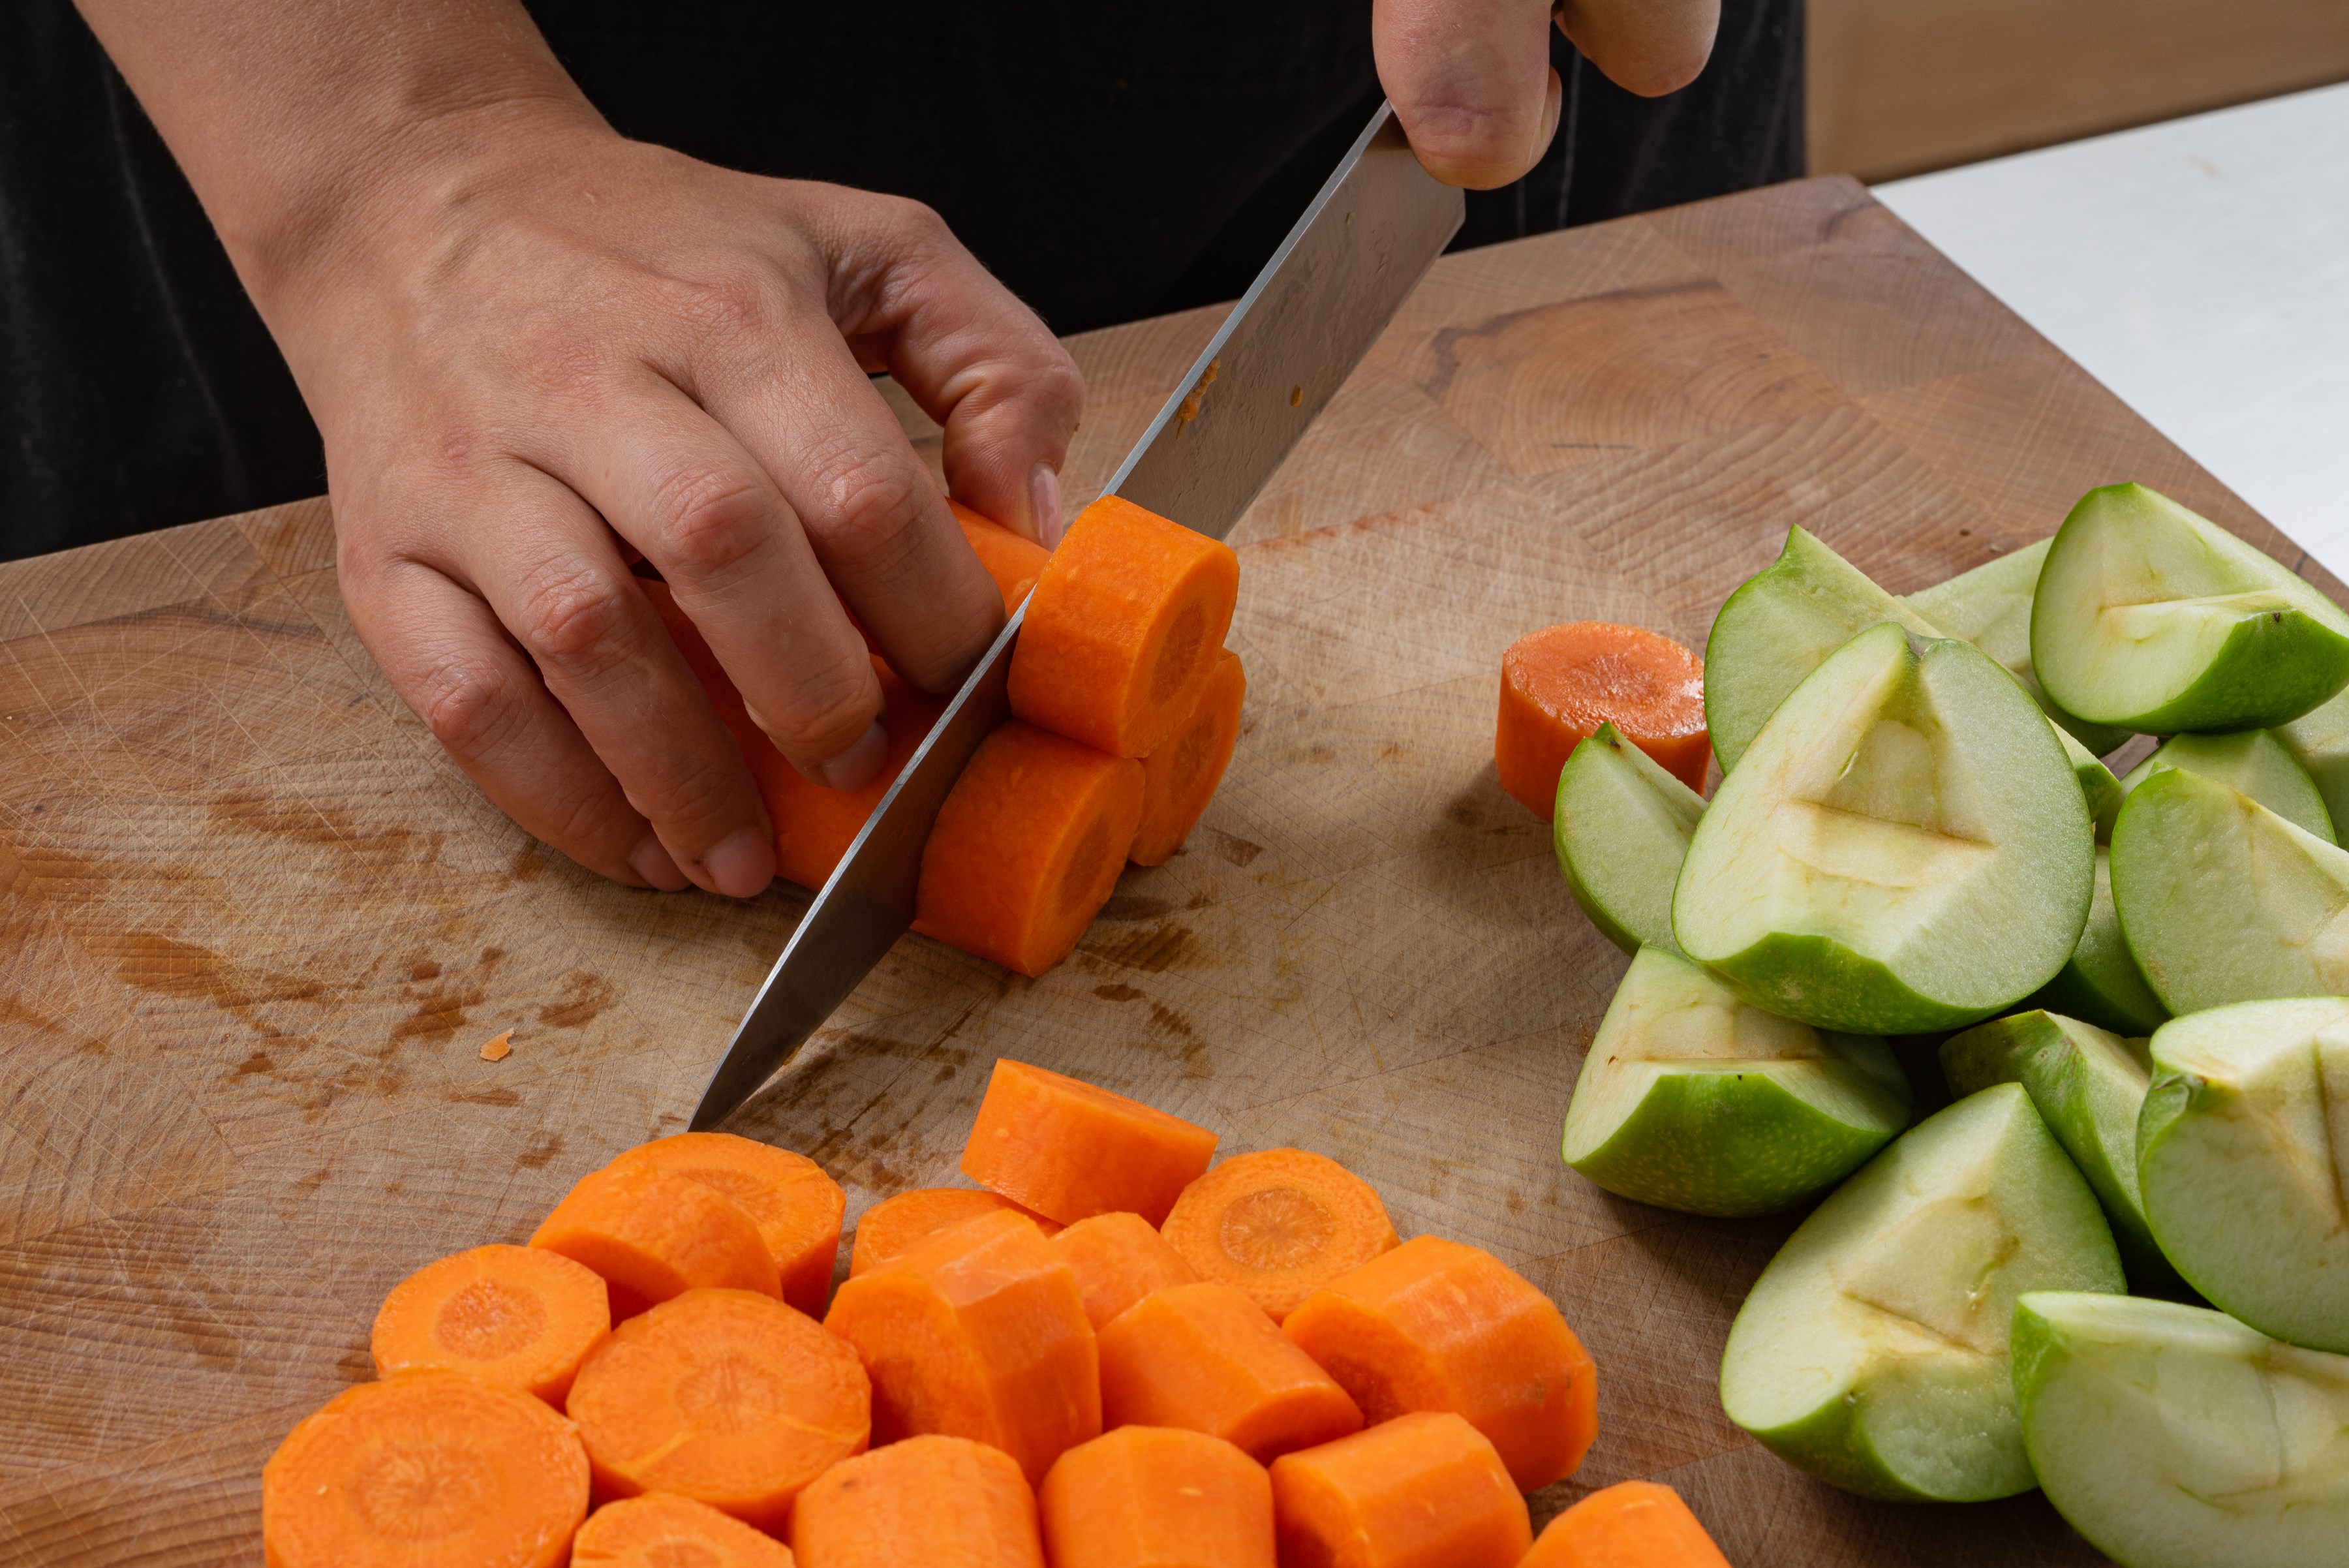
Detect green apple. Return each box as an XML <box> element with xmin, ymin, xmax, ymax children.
<box><xmin>2013</xmin><ymin>1291</ymin><xmax>2349</xmax><ymax>1568</ymax></box>
<box><xmin>2031</xmin><ymin>482</ymin><xmax>2349</xmax><ymax>733</ymax></box>
<box><xmin>2138</xmin><ymin>997</ymin><xmax>2349</xmax><ymax>1353</ymax></box>
<box><xmin>1718</xmin><ymin>1083</ymin><xmax>2124</xmax><ymax>1501</ymax></box>
<box><xmin>2109</xmin><ymin>767</ymin><xmax>2349</xmax><ymax>1013</ymax></box>
<box><xmin>1552</xmin><ymin>722</ymin><xmax>1704</xmax><ymax>953</ymax></box>
<box><xmin>2117</xmin><ymin>729</ymin><xmax>2335</xmax><ymax>841</ymax></box>
<box><xmin>2276</xmin><ymin>683</ymin><xmax>2349</xmax><ymax>831</ymax></box>
<box><xmin>2027</xmin><ymin>847</ymin><xmax>2168</xmax><ymax>1036</ymax></box>
<box><xmin>1673</xmin><ymin>622</ymin><xmax>2093</xmax><ymax>1034</ymax></box>
<box><xmin>1905</xmin><ymin>537</ymin><xmax>2130</xmax><ymax>754</ymax></box>
<box><xmin>1939</xmin><ymin>1009</ymin><xmax>2177</xmax><ymax>1291</ymax></box>
<box><xmin>1561</xmin><ymin>945</ymin><xmax>1911</xmax><ymax>1216</ymax></box>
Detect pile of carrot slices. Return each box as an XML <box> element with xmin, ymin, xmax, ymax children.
<box><xmin>651</xmin><ymin>494</ymin><xmax>1250</xmax><ymax>978</ymax></box>
<box><xmin>262</xmin><ymin>1063</ymin><xmax>1732</xmax><ymax>1568</ymax></box>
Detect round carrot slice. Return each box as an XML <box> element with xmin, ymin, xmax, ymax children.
<box><xmin>1522</xmin><ymin>1479</ymin><xmax>1734</xmax><ymax>1568</ymax></box>
<box><xmin>570</xmin><ymin>1492</ymin><xmax>797</xmax><ymax>1567</ymax></box>
<box><xmin>951</xmin><ymin>499</ymin><xmax>1053</xmax><ymax>611</ymax></box>
<box><xmin>1041</xmin><ymin>1426</ymin><xmax>1274</xmax><ymax>1568</ymax></box>
<box><xmin>1130</xmin><ymin>649</ymin><xmax>1247</xmax><ymax>867</ymax></box>
<box><xmin>791</xmin><ymin>1434</ymin><xmax>1044</xmax><ymax>1568</ymax></box>
<box><xmin>609</xmin><ymin>1133</ymin><xmax>847</xmax><ymax>1317</ymax></box>
<box><xmin>960</xmin><ymin>1058</ymin><xmax>1220</xmax><ymax>1227</ymax></box>
<box><xmin>529</xmin><ymin>1165</ymin><xmax>776</xmax><ymax>1321</ymax></box>
<box><xmin>1052</xmin><ymin>1212</ymin><xmax>1200</xmax><ymax>1330</ymax></box>
<box><xmin>1098</xmin><ymin>1282</ymin><xmax>1364</xmax><ymax>1463</ymax></box>
<box><xmin>370</xmin><ymin>1244</ymin><xmax>611</xmax><ymax>1405</ymax></box>
<box><xmin>1496</xmin><ymin>622</ymin><xmax>1708</xmax><ymax>818</ymax></box>
<box><xmin>1159</xmin><ymin>1149</ymin><xmax>1398</xmax><ymax>1322</ymax></box>
<box><xmin>1270</xmin><ymin>1411</ymin><xmax>1529</xmax><ymax>1568</ymax></box>
<box><xmin>848</xmin><ymin>1187</ymin><xmax>1061</xmax><ymax>1277</ymax></box>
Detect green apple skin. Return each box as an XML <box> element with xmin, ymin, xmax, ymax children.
<box><xmin>2013</xmin><ymin>1292</ymin><xmax>2349</xmax><ymax>1568</ymax></box>
<box><xmin>1675</xmin><ymin>623</ymin><xmax>2093</xmax><ymax>1036</ymax></box>
<box><xmin>1719</xmin><ymin>1084</ymin><xmax>2125</xmax><ymax>1502</ymax></box>
<box><xmin>2027</xmin><ymin>847</ymin><xmax>2169</xmax><ymax>1036</ymax></box>
<box><xmin>1552</xmin><ymin>722</ymin><xmax>1705</xmax><ymax>954</ymax></box>
<box><xmin>2031</xmin><ymin>483</ymin><xmax>2349</xmax><ymax>733</ymax></box>
<box><xmin>2276</xmin><ymin>681</ymin><xmax>2349</xmax><ymax>833</ymax></box>
<box><xmin>1561</xmin><ymin>946</ymin><xmax>1910</xmax><ymax>1216</ymax></box>
<box><xmin>2109</xmin><ymin>767</ymin><xmax>2349</xmax><ymax>1013</ymax></box>
<box><xmin>1940</xmin><ymin>1009</ymin><xmax>2180</xmax><ymax>1292</ymax></box>
<box><xmin>1905</xmin><ymin>537</ymin><xmax>2131</xmax><ymax>754</ymax></box>
<box><xmin>2066</xmin><ymin>733</ymin><xmax>2125</xmax><ymax>838</ymax></box>
<box><xmin>2117</xmin><ymin>729</ymin><xmax>2335</xmax><ymax>842</ymax></box>
<box><xmin>2138</xmin><ymin>998</ymin><xmax>2349</xmax><ymax>1354</ymax></box>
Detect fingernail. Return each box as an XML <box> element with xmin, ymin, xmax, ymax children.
<box><xmin>814</xmin><ymin>719</ymin><xmax>889</xmax><ymax>792</ymax></box>
<box><xmin>1031</xmin><ymin>463</ymin><xmax>1064</xmax><ymax>548</ymax></box>
<box><xmin>630</xmin><ymin>834</ymin><xmax>692</xmax><ymax>892</ymax></box>
<box><xmin>702</xmin><ymin>825</ymin><xmax>776</xmax><ymax>900</ymax></box>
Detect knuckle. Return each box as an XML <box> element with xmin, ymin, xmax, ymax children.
<box><xmin>514</xmin><ymin>564</ymin><xmax>636</xmax><ymax>675</ymax></box>
<box><xmin>801</xmin><ymin>446</ymin><xmax>926</xmax><ymax>567</ymax></box>
<box><xmin>668</xmin><ymin>267</ymin><xmax>783</xmax><ymax>342</ymax></box>
<box><xmin>652</xmin><ymin>465</ymin><xmax>772</xmax><ymax>580</ymax></box>
<box><xmin>414</xmin><ymin>656</ymin><xmax>522</xmax><ymax>759</ymax></box>
<box><xmin>771</xmin><ymin>662</ymin><xmax>881</xmax><ymax>756</ymax></box>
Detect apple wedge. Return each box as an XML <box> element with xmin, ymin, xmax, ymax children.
<box><xmin>1905</xmin><ymin>537</ymin><xmax>2129</xmax><ymax>755</ymax></box>
<box><xmin>2117</xmin><ymin>729</ymin><xmax>2334</xmax><ymax>842</ymax></box>
<box><xmin>2108</xmin><ymin>767</ymin><xmax>2349</xmax><ymax>1013</ymax></box>
<box><xmin>1561</xmin><ymin>945</ymin><xmax>1911</xmax><ymax>1216</ymax></box>
<box><xmin>2138</xmin><ymin>997</ymin><xmax>2349</xmax><ymax>1353</ymax></box>
<box><xmin>1552</xmin><ymin>722</ymin><xmax>1704</xmax><ymax>953</ymax></box>
<box><xmin>2277</xmin><ymin>683</ymin><xmax>2349</xmax><ymax>831</ymax></box>
<box><xmin>2028</xmin><ymin>847</ymin><xmax>2168</xmax><ymax>1036</ymax></box>
<box><xmin>2031</xmin><ymin>483</ymin><xmax>2349</xmax><ymax>733</ymax></box>
<box><xmin>1673</xmin><ymin>623</ymin><xmax>2093</xmax><ymax>1035</ymax></box>
<box><xmin>1718</xmin><ymin>1083</ymin><xmax>2124</xmax><ymax>1501</ymax></box>
<box><xmin>2014</xmin><ymin>1292</ymin><xmax>2349</xmax><ymax>1568</ymax></box>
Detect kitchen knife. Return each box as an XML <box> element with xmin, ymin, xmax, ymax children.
<box><xmin>688</xmin><ymin>102</ymin><xmax>1463</xmax><ymax>1130</ymax></box>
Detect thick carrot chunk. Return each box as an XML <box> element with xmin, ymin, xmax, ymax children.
<box><xmin>849</xmin><ymin>1188</ymin><xmax>1061</xmax><ymax>1277</ymax></box>
<box><xmin>823</xmin><ymin>1208</ymin><xmax>1101</xmax><ymax>1484</ymax></box>
<box><xmin>1130</xmin><ymin>649</ymin><xmax>1246</xmax><ymax>867</ymax></box>
<box><xmin>1009</xmin><ymin>495</ymin><xmax>1240</xmax><ymax>758</ymax></box>
<box><xmin>609</xmin><ymin>1133</ymin><xmax>846</xmax><ymax>1317</ymax></box>
<box><xmin>1496</xmin><ymin>623</ymin><xmax>1707</xmax><ymax>818</ymax></box>
<box><xmin>262</xmin><ymin>1371</ymin><xmax>589</xmax><ymax>1568</ymax></box>
<box><xmin>1159</xmin><ymin>1149</ymin><xmax>1398</xmax><ymax>1322</ymax></box>
<box><xmin>791</xmin><ymin>1434</ymin><xmax>1044</xmax><ymax>1568</ymax></box>
<box><xmin>570</xmin><ymin>1492</ymin><xmax>797</xmax><ymax>1567</ymax></box>
<box><xmin>1270</xmin><ymin>1413</ymin><xmax>1530</xmax><ymax>1568</ymax></box>
<box><xmin>1052</xmin><ymin>1212</ymin><xmax>1200</xmax><ymax>1329</ymax></box>
<box><xmin>1098</xmin><ymin>1282</ymin><xmax>1364</xmax><ymax>1464</ymax></box>
<box><xmin>530</xmin><ymin>1165</ymin><xmax>777</xmax><ymax>1321</ymax></box>
<box><xmin>1283</xmin><ymin>1235</ymin><xmax>1597</xmax><ymax>1491</ymax></box>
<box><xmin>962</xmin><ymin>1058</ymin><xmax>1220</xmax><ymax>1227</ymax></box>
<box><xmin>369</xmin><ymin>1243</ymin><xmax>610</xmax><ymax>1406</ymax></box>
<box><xmin>912</xmin><ymin>722</ymin><xmax>1145</xmax><ymax>976</ymax></box>
<box><xmin>1520</xmin><ymin>1481</ymin><xmax>1732</xmax><ymax>1568</ymax></box>
<box><xmin>563</xmin><ymin>1287</ymin><xmax>868</xmax><ymax>1532</ymax></box>
<box><xmin>1040</xmin><ymin>1425</ymin><xmax>1274</xmax><ymax>1568</ymax></box>
<box><xmin>952</xmin><ymin>499</ymin><xmax>1054</xmax><ymax>611</ymax></box>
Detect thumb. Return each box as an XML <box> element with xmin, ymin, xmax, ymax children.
<box><xmin>1374</xmin><ymin>0</ymin><xmax>1563</xmax><ymax>190</ymax></box>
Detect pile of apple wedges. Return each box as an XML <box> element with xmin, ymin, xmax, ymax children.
<box><xmin>1554</xmin><ymin>483</ymin><xmax>2349</xmax><ymax>1568</ymax></box>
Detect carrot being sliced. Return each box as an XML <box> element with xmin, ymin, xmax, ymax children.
<box><xmin>369</xmin><ymin>1243</ymin><xmax>610</xmax><ymax>1406</ymax></box>
<box><xmin>1039</xmin><ymin>1426</ymin><xmax>1274</xmax><ymax>1568</ymax></box>
<box><xmin>1052</xmin><ymin>1212</ymin><xmax>1200</xmax><ymax>1329</ymax></box>
<box><xmin>1496</xmin><ymin>622</ymin><xmax>1708</xmax><ymax>818</ymax></box>
<box><xmin>790</xmin><ymin>1434</ymin><xmax>1043</xmax><ymax>1568</ymax></box>
<box><xmin>1097</xmin><ymin>1282</ymin><xmax>1364</xmax><ymax>1464</ymax></box>
<box><xmin>848</xmin><ymin>1188</ymin><xmax>1062</xmax><ymax>1278</ymax></box>
<box><xmin>261</xmin><ymin>1370</ymin><xmax>589</xmax><ymax>1568</ymax></box>
<box><xmin>961</xmin><ymin>1058</ymin><xmax>1220</xmax><ymax>1227</ymax></box>
<box><xmin>570</xmin><ymin>1492</ymin><xmax>797</xmax><ymax>1567</ymax></box>
<box><xmin>530</xmin><ymin>1165</ymin><xmax>778</xmax><ymax>1321</ymax></box>
<box><xmin>951</xmin><ymin>499</ymin><xmax>1053</xmax><ymax>612</ymax></box>
<box><xmin>609</xmin><ymin>1133</ymin><xmax>846</xmax><ymax>1317</ymax></box>
<box><xmin>1008</xmin><ymin>495</ymin><xmax>1240</xmax><ymax>758</ymax></box>
<box><xmin>912</xmin><ymin>722</ymin><xmax>1144</xmax><ymax>977</ymax></box>
<box><xmin>562</xmin><ymin>1287</ymin><xmax>868</xmax><ymax>1532</ymax></box>
<box><xmin>1520</xmin><ymin>1481</ymin><xmax>1733</xmax><ymax>1568</ymax></box>
<box><xmin>1159</xmin><ymin>1149</ymin><xmax>1399</xmax><ymax>1322</ymax></box>
<box><xmin>823</xmin><ymin>1207</ymin><xmax>1100</xmax><ymax>1485</ymax></box>
<box><xmin>1129</xmin><ymin>649</ymin><xmax>1246</xmax><ymax>867</ymax></box>
<box><xmin>1283</xmin><ymin>1235</ymin><xmax>1598</xmax><ymax>1491</ymax></box>
<box><xmin>1270</xmin><ymin>1412</ymin><xmax>1531</xmax><ymax>1568</ymax></box>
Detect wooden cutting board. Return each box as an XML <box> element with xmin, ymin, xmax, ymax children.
<box><xmin>1</xmin><ymin>174</ymin><xmax>2324</xmax><ymax>1567</ymax></box>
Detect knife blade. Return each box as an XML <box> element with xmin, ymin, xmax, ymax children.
<box><xmin>688</xmin><ymin>102</ymin><xmax>1463</xmax><ymax>1130</ymax></box>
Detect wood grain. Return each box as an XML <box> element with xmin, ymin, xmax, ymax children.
<box><xmin>0</xmin><ymin>176</ymin><xmax>2324</xmax><ymax>1566</ymax></box>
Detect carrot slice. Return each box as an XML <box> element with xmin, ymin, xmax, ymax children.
<box><xmin>1269</xmin><ymin>1412</ymin><xmax>1531</xmax><ymax>1568</ymax></box>
<box><xmin>848</xmin><ymin>1188</ymin><xmax>1062</xmax><ymax>1277</ymax></box>
<box><xmin>961</xmin><ymin>1058</ymin><xmax>1220</xmax><ymax>1227</ymax></box>
<box><xmin>261</xmin><ymin>1370</ymin><xmax>589</xmax><ymax>1568</ymax></box>
<box><xmin>563</xmin><ymin>1287</ymin><xmax>868</xmax><ymax>1531</ymax></box>
<box><xmin>530</xmin><ymin>1165</ymin><xmax>778</xmax><ymax>1321</ymax></box>
<box><xmin>912</xmin><ymin>722</ymin><xmax>1144</xmax><ymax>977</ymax></box>
<box><xmin>1129</xmin><ymin>650</ymin><xmax>1246</xmax><ymax>867</ymax></box>
<box><xmin>1039</xmin><ymin>1426</ymin><xmax>1274</xmax><ymax>1568</ymax></box>
<box><xmin>1496</xmin><ymin>623</ymin><xmax>1708</xmax><ymax>817</ymax></box>
<box><xmin>1283</xmin><ymin>1235</ymin><xmax>1597</xmax><ymax>1491</ymax></box>
<box><xmin>609</xmin><ymin>1133</ymin><xmax>846</xmax><ymax>1317</ymax></box>
<box><xmin>1052</xmin><ymin>1212</ymin><xmax>1200</xmax><ymax>1329</ymax></box>
<box><xmin>1159</xmin><ymin>1149</ymin><xmax>1399</xmax><ymax>1322</ymax></box>
<box><xmin>1520</xmin><ymin>1481</ymin><xmax>1732</xmax><ymax>1568</ymax></box>
<box><xmin>1097</xmin><ymin>1282</ymin><xmax>1364</xmax><ymax>1464</ymax></box>
<box><xmin>1008</xmin><ymin>495</ymin><xmax>1240</xmax><ymax>758</ymax></box>
<box><xmin>790</xmin><ymin>1434</ymin><xmax>1044</xmax><ymax>1568</ymax></box>
<box><xmin>823</xmin><ymin>1207</ymin><xmax>1101</xmax><ymax>1484</ymax></box>
<box><xmin>369</xmin><ymin>1243</ymin><xmax>610</xmax><ymax>1406</ymax></box>
<box><xmin>952</xmin><ymin>499</ymin><xmax>1053</xmax><ymax>612</ymax></box>
<box><xmin>570</xmin><ymin>1492</ymin><xmax>797</xmax><ymax>1567</ymax></box>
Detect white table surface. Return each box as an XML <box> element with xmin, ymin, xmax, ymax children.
<box><xmin>1876</xmin><ymin>82</ymin><xmax>2349</xmax><ymax>578</ymax></box>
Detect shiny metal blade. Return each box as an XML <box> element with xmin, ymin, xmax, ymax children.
<box><xmin>689</xmin><ymin>102</ymin><xmax>1462</xmax><ymax>1130</ymax></box>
